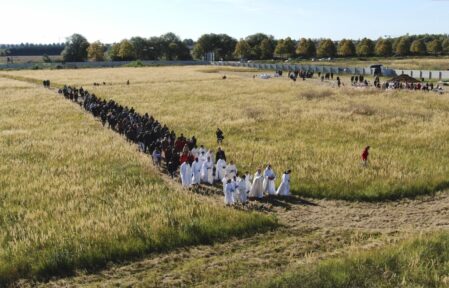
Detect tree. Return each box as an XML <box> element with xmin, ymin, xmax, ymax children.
<box><xmin>375</xmin><ymin>38</ymin><xmax>393</xmax><ymax>57</ymax></box>
<box><xmin>130</xmin><ymin>37</ymin><xmax>149</xmax><ymax>60</ymax></box>
<box><xmin>395</xmin><ymin>37</ymin><xmax>411</xmax><ymax>56</ymax></box>
<box><xmin>410</xmin><ymin>39</ymin><xmax>427</xmax><ymax>55</ymax></box>
<box><xmin>337</xmin><ymin>39</ymin><xmax>355</xmax><ymax>57</ymax></box>
<box><xmin>87</xmin><ymin>41</ymin><xmax>105</xmax><ymax>61</ymax></box>
<box><xmin>159</xmin><ymin>32</ymin><xmax>192</xmax><ymax>60</ymax></box>
<box><xmin>234</xmin><ymin>39</ymin><xmax>251</xmax><ymax>59</ymax></box>
<box><xmin>118</xmin><ymin>39</ymin><xmax>136</xmax><ymax>61</ymax></box>
<box><xmin>61</xmin><ymin>33</ymin><xmax>89</xmax><ymax>62</ymax></box>
<box><xmin>427</xmin><ymin>39</ymin><xmax>443</xmax><ymax>56</ymax></box>
<box><xmin>442</xmin><ymin>38</ymin><xmax>449</xmax><ymax>55</ymax></box>
<box><xmin>274</xmin><ymin>37</ymin><xmax>295</xmax><ymax>59</ymax></box>
<box><xmin>296</xmin><ymin>38</ymin><xmax>316</xmax><ymax>58</ymax></box>
<box><xmin>193</xmin><ymin>33</ymin><xmax>237</xmax><ymax>60</ymax></box>
<box><xmin>108</xmin><ymin>43</ymin><xmax>121</xmax><ymax>61</ymax></box>
<box><xmin>356</xmin><ymin>38</ymin><xmax>374</xmax><ymax>57</ymax></box>
<box><xmin>245</xmin><ymin>33</ymin><xmax>276</xmax><ymax>59</ymax></box>
<box><xmin>317</xmin><ymin>39</ymin><xmax>336</xmax><ymax>58</ymax></box>
<box><xmin>260</xmin><ymin>38</ymin><xmax>275</xmax><ymax>59</ymax></box>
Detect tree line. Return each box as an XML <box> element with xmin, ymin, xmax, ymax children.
<box><xmin>0</xmin><ymin>43</ymin><xmax>65</xmax><ymax>56</ymax></box>
<box><xmin>3</xmin><ymin>33</ymin><xmax>448</xmax><ymax>62</ymax></box>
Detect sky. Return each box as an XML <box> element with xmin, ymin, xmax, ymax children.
<box><xmin>1</xmin><ymin>0</ymin><xmax>449</xmax><ymax>44</ymax></box>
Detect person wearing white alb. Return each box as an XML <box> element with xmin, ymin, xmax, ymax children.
<box><xmin>276</xmin><ymin>170</ymin><xmax>291</xmax><ymax>196</ymax></box>
<box><xmin>180</xmin><ymin>161</ymin><xmax>192</xmax><ymax>187</ymax></box>
<box><xmin>263</xmin><ymin>164</ymin><xmax>276</xmax><ymax>195</ymax></box>
<box><xmin>224</xmin><ymin>178</ymin><xmax>235</xmax><ymax>205</ymax></box>
<box><xmin>191</xmin><ymin>158</ymin><xmax>202</xmax><ymax>185</ymax></box>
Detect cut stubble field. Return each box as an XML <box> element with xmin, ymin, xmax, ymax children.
<box><xmin>6</xmin><ymin>66</ymin><xmax>449</xmax><ymax>201</ymax></box>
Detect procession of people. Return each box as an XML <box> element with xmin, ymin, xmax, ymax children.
<box><xmin>55</xmin><ymin>83</ymin><xmax>293</xmax><ymax>207</ymax></box>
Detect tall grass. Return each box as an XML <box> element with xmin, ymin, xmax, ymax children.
<box><xmin>5</xmin><ymin>66</ymin><xmax>449</xmax><ymax>201</ymax></box>
<box><xmin>0</xmin><ymin>77</ymin><xmax>276</xmax><ymax>285</ymax></box>
<box><xmin>262</xmin><ymin>232</ymin><xmax>449</xmax><ymax>288</ymax></box>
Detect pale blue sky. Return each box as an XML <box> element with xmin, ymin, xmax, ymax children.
<box><xmin>1</xmin><ymin>0</ymin><xmax>448</xmax><ymax>44</ymax></box>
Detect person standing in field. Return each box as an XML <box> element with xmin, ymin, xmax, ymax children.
<box><xmin>216</xmin><ymin>128</ymin><xmax>224</xmax><ymax>144</ymax></box>
<box><xmin>263</xmin><ymin>164</ymin><xmax>276</xmax><ymax>195</ymax></box>
<box><xmin>216</xmin><ymin>147</ymin><xmax>227</xmax><ymax>162</ymax></box>
<box><xmin>180</xmin><ymin>161</ymin><xmax>192</xmax><ymax>187</ymax></box>
<box><xmin>224</xmin><ymin>178</ymin><xmax>235</xmax><ymax>205</ymax></box>
<box><xmin>361</xmin><ymin>146</ymin><xmax>370</xmax><ymax>166</ymax></box>
<box><xmin>276</xmin><ymin>170</ymin><xmax>291</xmax><ymax>196</ymax></box>
<box><xmin>191</xmin><ymin>157</ymin><xmax>202</xmax><ymax>186</ymax></box>
<box><xmin>237</xmin><ymin>174</ymin><xmax>248</xmax><ymax>204</ymax></box>
<box><xmin>225</xmin><ymin>160</ymin><xmax>237</xmax><ymax>178</ymax></box>
<box><xmin>249</xmin><ymin>168</ymin><xmax>264</xmax><ymax>199</ymax></box>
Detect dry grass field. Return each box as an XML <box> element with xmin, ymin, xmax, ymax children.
<box><xmin>5</xmin><ymin>66</ymin><xmax>449</xmax><ymax>201</ymax></box>
<box><xmin>0</xmin><ymin>76</ymin><xmax>275</xmax><ymax>285</ymax></box>
<box><xmin>2</xmin><ymin>66</ymin><xmax>449</xmax><ymax>287</ymax></box>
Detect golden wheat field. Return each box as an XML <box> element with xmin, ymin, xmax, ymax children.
<box><xmin>0</xmin><ymin>76</ymin><xmax>275</xmax><ymax>285</ymax></box>
<box><xmin>5</xmin><ymin>66</ymin><xmax>449</xmax><ymax>200</ymax></box>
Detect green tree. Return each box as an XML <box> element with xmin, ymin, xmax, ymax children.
<box><xmin>87</xmin><ymin>41</ymin><xmax>105</xmax><ymax>61</ymax></box>
<box><xmin>427</xmin><ymin>39</ymin><xmax>443</xmax><ymax>55</ymax></box>
<box><xmin>296</xmin><ymin>38</ymin><xmax>316</xmax><ymax>58</ymax></box>
<box><xmin>193</xmin><ymin>33</ymin><xmax>237</xmax><ymax>60</ymax></box>
<box><xmin>395</xmin><ymin>37</ymin><xmax>411</xmax><ymax>56</ymax></box>
<box><xmin>410</xmin><ymin>39</ymin><xmax>427</xmax><ymax>55</ymax></box>
<box><xmin>260</xmin><ymin>38</ymin><xmax>275</xmax><ymax>60</ymax></box>
<box><xmin>118</xmin><ymin>39</ymin><xmax>136</xmax><ymax>61</ymax></box>
<box><xmin>234</xmin><ymin>39</ymin><xmax>252</xmax><ymax>59</ymax></box>
<box><xmin>375</xmin><ymin>38</ymin><xmax>393</xmax><ymax>57</ymax></box>
<box><xmin>337</xmin><ymin>39</ymin><xmax>356</xmax><ymax>57</ymax></box>
<box><xmin>130</xmin><ymin>37</ymin><xmax>149</xmax><ymax>60</ymax></box>
<box><xmin>274</xmin><ymin>37</ymin><xmax>295</xmax><ymax>59</ymax></box>
<box><xmin>61</xmin><ymin>33</ymin><xmax>89</xmax><ymax>62</ymax></box>
<box><xmin>356</xmin><ymin>38</ymin><xmax>374</xmax><ymax>57</ymax></box>
<box><xmin>108</xmin><ymin>43</ymin><xmax>121</xmax><ymax>61</ymax></box>
<box><xmin>442</xmin><ymin>38</ymin><xmax>449</xmax><ymax>55</ymax></box>
<box><xmin>317</xmin><ymin>39</ymin><xmax>336</xmax><ymax>58</ymax></box>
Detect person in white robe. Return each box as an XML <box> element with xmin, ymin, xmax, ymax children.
<box><xmin>225</xmin><ymin>161</ymin><xmax>238</xmax><ymax>178</ymax></box>
<box><xmin>245</xmin><ymin>171</ymin><xmax>252</xmax><ymax>193</ymax></box>
<box><xmin>224</xmin><ymin>179</ymin><xmax>235</xmax><ymax>205</ymax></box>
<box><xmin>263</xmin><ymin>164</ymin><xmax>276</xmax><ymax>195</ymax></box>
<box><xmin>216</xmin><ymin>158</ymin><xmax>227</xmax><ymax>181</ymax></box>
<box><xmin>180</xmin><ymin>161</ymin><xmax>192</xmax><ymax>187</ymax></box>
<box><xmin>198</xmin><ymin>151</ymin><xmax>208</xmax><ymax>167</ymax></box>
<box><xmin>190</xmin><ymin>146</ymin><xmax>199</xmax><ymax>158</ymax></box>
<box><xmin>201</xmin><ymin>156</ymin><xmax>214</xmax><ymax>184</ymax></box>
<box><xmin>198</xmin><ymin>145</ymin><xmax>206</xmax><ymax>155</ymax></box>
<box><xmin>191</xmin><ymin>158</ymin><xmax>202</xmax><ymax>185</ymax></box>
<box><xmin>206</xmin><ymin>149</ymin><xmax>215</xmax><ymax>164</ymax></box>
<box><xmin>222</xmin><ymin>177</ymin><xmax>228</xmax><ymax>193</ymax></box>
<box><xmin>237</xmin><ymin>175</ymin><xmax>248</xmax><ymax>203</ymax></box>
<box><xmin>276</xmin><ymin>170</ymin><xmax>291</xmax><ymax>196</ymax></box>
<box><xmin>249</xmin><ymin>169</ymin><xmax>264</xmax><ymax>199</ymax></box>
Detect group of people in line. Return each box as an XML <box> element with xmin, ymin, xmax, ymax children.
<box><xmin>53</xmin><ymin>82</ymin><xmax>292</xmax><ymax>206</ymax></box>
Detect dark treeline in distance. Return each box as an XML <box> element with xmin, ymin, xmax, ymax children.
<box><xmin>2</xmin><ymin>33</ymin><xmax>449</xmax><ymax>62</ymax></box>
<box><xmin>0</xmin><ymin>43</ymin><xmax>65</xmax><ymax>56</ymax></box>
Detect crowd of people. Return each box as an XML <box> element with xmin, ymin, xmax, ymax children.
<box><xmin>54</xmin><ymin>83</ymin><xmax>292</xmax><ymax>206</ymax></box>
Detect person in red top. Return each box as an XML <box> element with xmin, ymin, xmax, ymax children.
<box><xmin>361</xmin><ymin>146</ymin><xmax>370</xmax><ymax>166</ymax></box>
<box><xmin>179</xmin><ymin>152</ymin><xmax>189</xmax><ymax>164</ymax></box>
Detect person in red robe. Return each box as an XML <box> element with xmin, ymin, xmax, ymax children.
<box><xmin>361</xmin><ymin>146</ymin><xmax>370</xmax><ymax>166</ymax></box>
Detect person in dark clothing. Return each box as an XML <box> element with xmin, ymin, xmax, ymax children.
<box><xmin>216</xmin><ymin>128</ymin><xmax>224</xmax><ymax>144</ymax></box>
<box><xmin>216</xmin><ymin>147</ymin><xmax>226</xmax><ymax>162</ymax></box>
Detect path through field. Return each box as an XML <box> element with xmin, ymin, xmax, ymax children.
<box><xmin>3</xmin><ymin>74</ymin><xmax>449</xmax><ymax>287</ymax></box>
